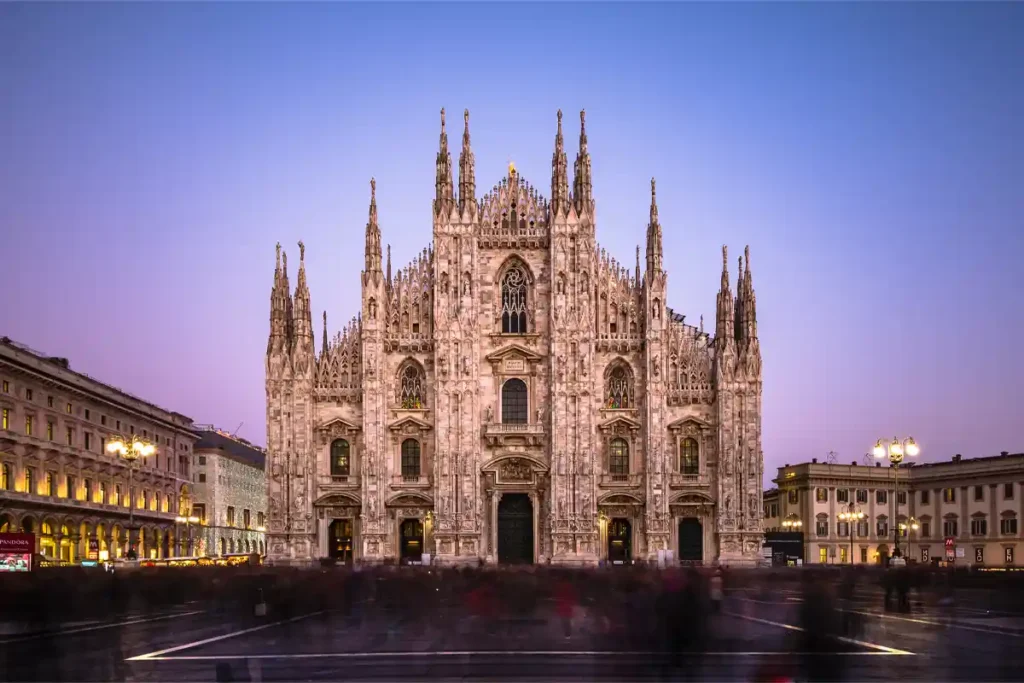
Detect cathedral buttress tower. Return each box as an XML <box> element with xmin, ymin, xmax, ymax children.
<box><xmin>360</xmin><ymin>178</ymin><xmax>389</xmax><ymax>558</ymax></box>
<box><xmin>643</xmin><ymin>179</ymin><xmax>670</xmax><ymax>557</ymax></box>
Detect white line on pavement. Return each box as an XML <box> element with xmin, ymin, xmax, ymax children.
<box><xmin>132</xmin><ymin>649</ymin><xmax>908</xmax><ymax>661</ymax></box>
<box><xmin>837</xmin><ymin>608</ymin><xmax>1024</xmax><ymax>638</ymax></box>
<box><xmin>126</xmin><ymin>611</ymin><xmax>326</xmax><ymax>661</ymax></box>
<box><xmin>725</xmin><ymin>611</ymin><xmax>915</xmax><ymax>655</ymax></box>
<box><xmin>0</xmin><ymin>610</ymin><xmax>205</xmax><ymax>645</ymax></box>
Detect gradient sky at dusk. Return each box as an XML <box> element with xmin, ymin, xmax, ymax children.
<box><xmin>2</xmin><ymin>3</ymin><xmax>1022</xmax><ymax>486</ymax></box>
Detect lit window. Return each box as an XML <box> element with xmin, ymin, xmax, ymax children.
<box><xmin>66</xmin><ymin>402</ymin><xmax>72</xmax><ymax>414</ymax></box>
<box><xmin>680</xmin><ymin>438</ymin><xmax>699</xmax><ymax>475</ymax></box>
<box><xmin>1</xmin><ymin>408</ymin><xmax>8</xmax><ymax>430</ymax></box>
<box><xmin>817</xmin><ymin>488</ymin><xmax>828</xmax><ymax>502</ymax></box>
<box><xmin>819</xmin><ymin>547</ymin><xmax>828</xmax><ymax>564</ymax></box>
<box><xmin>25</xmin><ymin>416</ymin><xmax>32</xmax><ymax>436</ymax></box>
<box><xmin>330</xmin><ymin>439</ymin><xmax>350</xmax><ymax>476</ymax></box>
<box><xmin>46</xmin><ymin>421</ymin><xmax>53</xmax><ymax>440</ymax></box>
<box><xmin>1</xmin><ymin>380</ymin><xmax>7</xmax><ymax>392</ymax></box>
<box><xmin>943</xmin><ymin>488</ymin><xmax>956</xmax><ymax>503</ymax></box>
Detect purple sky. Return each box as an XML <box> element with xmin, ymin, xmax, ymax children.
<box><xmin>2</xmin><ymin>4</ymin><xmax>1022</xmax><ymax>487</ymax></box>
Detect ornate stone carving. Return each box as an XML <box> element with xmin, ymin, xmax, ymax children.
<box><xmin>499</xmin><ymin>458</ymin><xmax>532</xmax><ymax>482</ymax></box>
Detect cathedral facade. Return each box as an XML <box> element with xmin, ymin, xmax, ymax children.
<box><xmin>265</xmin><ymin>109</ymin><xmax>764</xmax><ymax>567</ymax></box>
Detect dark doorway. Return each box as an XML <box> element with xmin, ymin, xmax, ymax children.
<box><xmin>608</xmin><ymin>518</ymin><xmax>632</xmax><ymax>564</ymax></box>
<box><xmin>400</xmin><ymin>519</ymin><xmax>423</xmax><ymax>564</ymax></box>
<box><xmin>498</xmin><ymin>493</ymin><xmax>534</xmax><ymax>564</ymax></box>
<box><xmin>329</xmin><ymin>519</ymin><xmax>354</xmax><ymax>564</ymax></box>
<box><xmin>678</xmin><ymin>517</ymin><xmax>703</xmax><ymax>562</ymax></box>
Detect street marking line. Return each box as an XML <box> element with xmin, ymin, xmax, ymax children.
<box><xmin>725</xmin><ymin>611</ymin><xmax>915</xmax><ymax>655</ymax></box>
<box><xmin>126</xmin><ymin>611</ymin><xmax>325</xmax><ymax>661</ymax></box>
<box><xmin>0</xmin><ymin>610</ymin><xmax>205</xmax><ymax>645</ymax></box>
<box><xmin>838</xmin><ymin>608</ymin><xmax>1024</xmax><ymax>638</ymax></box>
<box><xmin>131</xmin><ymin>650</ymin><xmax>908</xmax><ymax>661</ymax></box>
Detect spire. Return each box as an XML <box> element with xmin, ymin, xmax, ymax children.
<box><xmin>321</xmin><ymin>311</ymin><xmax>328</xmax><ymax>359</ymax></box>
<box><xmin>550</xmin><ymin>109</ymin><xmax>569</xmax><ymax>216</ymax></box>
<box><xmin>281</xmin><ymin>248</ymin><xmax>294</xmax><ymax>345</ymax></box>
<box><xmin>573</xmin><ymin>109</ymin><xmax>593</xmax><ymax>214</ymax></box>
<box><xmin>434</xmin><ymin>107</ymin><xmax>454</xmax><ymax>215</ymax></box>
<box><xmin>734</xmin><ymin>254</ymin><xmax>744</xmax><ymax>341</ymax></box>
<box><xmin>292</xmin><ymin>241</ymin><xmax>313</xmax><ymax>357</ymax></box>
<box><xmin>715</xmin><ymin>245</ymin><xmax>734</xmax><ymax>344</ymax></box>
<box><xmin>386</xmin><ymin>244</ymin><xmax>392</xmax><ymax>285</ymax></box>
<box><xmin>737</xmin><ymin>245</ymin><xmax>757</xmax><ymax>342</ymax></box>
<box><xmin>267</xmin><ymin>242</ymin><xmax>288</xmax><ymax>356</ymax></box>
<box><xmin>645</xmin><ymin>177</ymin><xmax>663</xmax><ymax>276</ymax></box>
<box><xmin>635</xmin><ymin>245</ymin><xmax>641</xmax><ymax>287</ymax></box>
<box><xmin>365</xmin><ymin>178</ymin><xmax>382</xmax><ymax>273</ymax></box>
<box><xmin>458</xmin><ymin>108</ymin><xmax>476</xmax><ymax>212</ymax></box>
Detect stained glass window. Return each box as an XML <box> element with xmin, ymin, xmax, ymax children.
<box><xmin>501</xmin><ymin>267</ymin><xmax>528</xmax><ymax>334</ymax></box>
<box><xmin>680</xmin><ymin>438</ymin><xmax>699</xmax><ymax>475</ymax></box>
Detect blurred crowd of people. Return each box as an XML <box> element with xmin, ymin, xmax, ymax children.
<box><xmin>1</xmin><ymin>563</ymin><xmax>1022</xmax><ymax>682</ymax></box>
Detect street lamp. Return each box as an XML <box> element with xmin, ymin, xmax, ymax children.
<box><xmin>106</xmin><ymin>435</ymin><xmax>156</xmax><ymax>559</ymax></box>
<box><xmin>175</xmin><ymin>515</ymin><xmax>200</xmax><ymax>557</ymax></box>
<box><xmin>873</xmin><ymin>436</ymin><xmax>920</xmax><ymax>562</ymax></box>
<box><xmin>838</xmin><ymin>503</ymin><xmax>865</xmax><ymax>565</ymax></box>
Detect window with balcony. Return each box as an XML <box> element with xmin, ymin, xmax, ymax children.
<box><xmin>680</xmin><ymin>438</ymin><xmax>699</xmax><ymax>475</ymax></box>
<box><xmin>609</xmin><ymin>438</ymin><xmax>629</xmax><ymax>477</ymax></box>
<box><xmin>84</xmin><ymin>479</ymin><xmax>92</xmax><ymax>502</ymax></box>
<box><xmin>114</xmin><ymin>485</ymin><xmax>122</xmax><ymax>506</ymax></box>
<box><xmin>45</xmin><ymin>471</ymin><xmax>55</xmax><ymax>497</ymax></box>
<box><xmin>1</xmin><ymin>463</ymin><xmax>10</xmax><ymax>490</ymax></box>
<box><xmin>816</xmin><ymin>516</ymin><xmax>828</xmax><ymax>537</ymax></box>
<box><xmin>501</xmin><ymin>378</ymin><xmax>528</xmax><ymax>424</ymax></box>
<box><xmin>97</xmin><ymin>482</ymin><xmax>105</xmax><ymax>504</ymax></box>
<box><xmin>25</xmin><ymin>468</ymin><xmax>34</xmax><ymax>494</ymax></box>
<box><xmin>401</xmin><ymin>439</ymin><xmax>421</xmax><ymax>478</ymax></box>
<box><xmin>331</xmin><ymin>439</ymin><xmax>351</xmax><ymax>477</ymax></box>
<box><xmin>65</xmin><ymin>475</ymin><xmax>75</xmax><ymax>499</ymax></box>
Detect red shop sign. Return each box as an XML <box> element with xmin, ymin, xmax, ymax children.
<box><xmin>0</xmin><ymin>533</ymin><xmax>35</xmax><ymax>553</ymax></box>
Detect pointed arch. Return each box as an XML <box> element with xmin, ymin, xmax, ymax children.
<box><xmin>603</xmin><ymin>358</ymin><xmax>635</xmax><ymax>409</ymax></box>
<box><xmin>495</xmin><ymin>256</ymin><xmax>534</xmax><ymax>335</ymax></box>
<box><xmin>396</xmin><ymin>357</ymin><xmax>426</xmax><ymax>409</ymax></box>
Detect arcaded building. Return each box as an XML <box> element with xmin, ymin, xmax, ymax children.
<box><xmin>264</xmin><ymin>109</ymin><xmax>765</xmax><ymax>567</ymax></box>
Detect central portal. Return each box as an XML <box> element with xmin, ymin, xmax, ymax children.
<box><xmin>498</xmin><ymin>493</ymin><xmax>534</xmax><ymax>564</ymax></box>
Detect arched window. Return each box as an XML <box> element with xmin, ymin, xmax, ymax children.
<box><xmin>399</xmin><ymin>364</ymin><xmax>424</xmax><ymax>409</ymax></box>
<box><xmin>401</xmin><ymin>439</ymin><xmax>421</xmax><ymax>478</ymax></box>
<box><xmin>330</xmin><ymin>439</ymin><xmax>350</xmax><ymax>476</ymax></box>
<box><xmin>605</xmin><ymin>363</ymin><xmax>633</xmax><ymax>409</ymax></box>
<box><xmin>1</xmin><ymin>463</ymin><xmax>9</xmax><ymax>491</ymax></box>
<box><xmin>609</xmin><ymin>439</ymin><xmax>629</xmax><ymax>477</ymax></box>
<box><xmin>680</xmin><ymin>438</ymin><xmax>699</xmax><ymax>475</ymax></box>
<box><xmin>501</xmin><ymin>378</ymin><xmax>528</xmax><ymax>424</ymax></box>
<box><xmin>501</xmin><ymin>266</ymin><xmax>528</xmax><ymax>334</ymax></box>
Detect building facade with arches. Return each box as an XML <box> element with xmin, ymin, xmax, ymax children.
<box><xmin>0</xmin><ymin>337</ymin><xmax>197</xmax><ymax>562</ymax></box>
<box><xmin>264</xmin><ymin>109</ymin><xmax>765</xmax><ymax>566</ymax></box>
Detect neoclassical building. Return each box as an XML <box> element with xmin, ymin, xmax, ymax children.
<box><xmin>265</xmin><ymin>109</ymin><xmax>764</xmax><ymax>566</ymax></box>
<box><xmin>0</xmin><ymin>337</ymin><xmax>197</xmax><ymax>561</ymax></box>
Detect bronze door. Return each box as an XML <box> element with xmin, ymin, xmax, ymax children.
<box><xmin>608</xmin><ymin>518</ymin><xmax>632</xmax><ymax>564</ymax></box>
<box><xmin>329</xmin><ymin>519</ymin><xmax>354</xmax><ymax>564</ymax></box>
<box><xmin>498</xmin><ymin>493</ymin><xmax>533</xmax><ymax>564</ymax></box>
<box><xmin>678</xmin><ymin>517</ymin><xmax>703</xmax><ymax>562</ymax></box>
<box><xmin>400</xmin><ymin>519</ymin><xmax>423</xmax><ymax>564</ymax></box>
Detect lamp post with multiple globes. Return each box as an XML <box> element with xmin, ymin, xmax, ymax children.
<box><xmin>873</xmin><ymin>437</ymin><xmax>920</xmax><ymax>563</ymax></box>
<box><xmin>105</xmin><ymin>435</ymin><xmax>156</xmax><ymax>560</ymax></box>
<box><xmin>838</xmin><ymin>503</ymin><xmax>865</xmax><ymax>564</ymax></box>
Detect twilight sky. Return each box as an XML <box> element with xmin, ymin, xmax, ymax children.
<box><xmin>2</xmin><ymin>3</ymin><xmax>1022</xmax><ymax>487</ymax></box>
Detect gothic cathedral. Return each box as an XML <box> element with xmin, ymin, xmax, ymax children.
<box><xmin>265</xmin><ymin>109</ymin><xmax>764</xmax><ymax>567</ymax></box>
